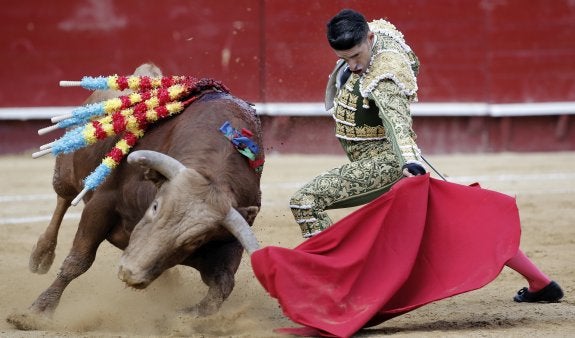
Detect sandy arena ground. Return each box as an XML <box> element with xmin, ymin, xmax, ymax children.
<box><xmin>1</xmin><ymin>151</ymin><xmax>574</xmax><ymax>337</ymax></box>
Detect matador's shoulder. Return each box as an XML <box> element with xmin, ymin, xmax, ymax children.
<box><xmin>359</xmin><ymin>51</ymin><xmax>418</xmax><ymax>99</ymax></box>
<box><xmin>359</xmin><ymin>19</ymin><xmax>419</xmax><ymax>100</ymax></box>
<box><xmin>368</xmin><ymin>19</ymin><xmax>410</xmax><ymax>49</ymax></box>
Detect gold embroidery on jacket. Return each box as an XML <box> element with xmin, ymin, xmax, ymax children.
<box><xmin>335</xmin><ymin>123</ymin><xmax>386</xmax><ymax>140</ymax></box>
<box><xmin>333</xmin><ymin>74</ymin><xmax>387</xmax><ymax>140</ymax></box>
<box><xmin>334</xmin><ymin>90</ymin><xmax>359</xmax><ymax>125</ymax></box>
<box><xmin>333</xmin><ymin>74</ymin><xmax>360</xmax><ymax>125</ymax></box>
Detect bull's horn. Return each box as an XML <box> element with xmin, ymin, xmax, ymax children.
<box><xmin>127</xmin><ymin>150</ymin><xmax>186</xmax><ymax>180</ymax></box>
<box><xmin>222</xmin><ymin>208</ymin><xmax>260</xmax><ymax>255</ymax></box>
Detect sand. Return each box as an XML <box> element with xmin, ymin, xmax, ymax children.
<box><xmin>1</xmin><ymin>151</ymin><xmax>574</xmax><ymax>337</ymax></box>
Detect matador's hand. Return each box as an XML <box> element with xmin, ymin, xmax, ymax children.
<box><xmin>402</xmin><ymin>162</ymin><xmax>426</xmax><ymax>177</ymax></box>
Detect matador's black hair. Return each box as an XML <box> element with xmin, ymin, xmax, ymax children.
<box><xmin>326</xmin><ymin>9</ymin><xmax>369</xmax><ymax>50</ymax></box>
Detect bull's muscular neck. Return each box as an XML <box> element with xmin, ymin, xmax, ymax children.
<box><xmin>142</xmin><ymin>92</ymin><xmax>261</xmax><ymax>206</ymax></box>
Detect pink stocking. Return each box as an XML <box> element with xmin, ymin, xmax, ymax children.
<box><xmin>505</xmin><ymin>249</ymin><xmax>551</xmax><ymax>291</ymax></box>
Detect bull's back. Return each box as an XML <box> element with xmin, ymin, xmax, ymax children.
<box><xmin>53</xmin><ymin>90</ymin><xmax>262</xmax><ymax>210</ymax></box>
<box><xmin>51</xmin><ymin>63</ymin><xmax>164</xmax><ymax>199</ymax></box>
<box><xmin>52</xmin><ymin>89</ymin><xmax>130</xmax><ymax>199</ymax></box>
<box><xmin>135</xmin><ymin>91</ymin><xmax>263</xmax><ymax>206</ymax></box>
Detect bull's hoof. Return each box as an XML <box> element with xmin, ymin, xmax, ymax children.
<box><xmin>29</xmin><ymin>242</ymin><xmax>55</xmax><ymax>274</ymax></box>
<box><xmin>6</xmin><ymin>311</ymin><xmax>53</xmax><ymax>331</ymax></box>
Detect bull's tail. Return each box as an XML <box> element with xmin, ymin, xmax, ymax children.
<box><xmin>29</xmin><ymin>196</ymin><xmax>71</xmax><ymax>274</ymax></box>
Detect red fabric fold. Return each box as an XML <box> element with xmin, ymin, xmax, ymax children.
<box><xmin>251</xmin><ymin>175</ymin><xmax>521</xmax><ymax>338</ymax></box>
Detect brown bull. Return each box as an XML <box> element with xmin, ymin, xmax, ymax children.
<box><xmin>8</xmin><ymin>64</ymin><xmax>263</xmax><ymax>329</ymax></box>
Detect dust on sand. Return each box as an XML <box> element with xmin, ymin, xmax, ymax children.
<box><xmin>1</xmin><ymin>152</ymin><xmax>574</xmax><ymax>337</ymax></box>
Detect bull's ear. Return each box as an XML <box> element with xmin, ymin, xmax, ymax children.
<box><xmin>143</xmin><ymin>168</ymin><xmax>168</xmax><ymax>187</ymax></box>
<box><xmin>235</xmin><ymin>206</ymin><xmax>260</xmax><ymax>226</ymax></box>
<box><xmin>128</xmin><ymin>150</ymin><xmax>186</xmax><ymax>180</ymax></box>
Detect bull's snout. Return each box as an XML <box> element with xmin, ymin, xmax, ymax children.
<box><xmin>117</xmin><ymin>264</ymin><xmax>151</xmax><ymax>289</ymax></box>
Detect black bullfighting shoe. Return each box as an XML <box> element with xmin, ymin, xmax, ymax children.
<box><xmin>513</xmin><ymin>281</ymin><xmax>564</xmax><ymax>303</ymax></box>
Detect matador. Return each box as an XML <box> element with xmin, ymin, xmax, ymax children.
<box><xmin>290</xmin><ymin>18</ymin><xmax>423</xmax><ymax>238</ymax></box>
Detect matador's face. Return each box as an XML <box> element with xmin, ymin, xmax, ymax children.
<box><xmin>333</xmin><ymin>31</ymin><xmax>375</xmax><ymax>76</ymax></box>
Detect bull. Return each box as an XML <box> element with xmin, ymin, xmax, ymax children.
<box><xmin>8</xmin><ymin>64</ymin><xmax>263</xmax><ymax>329</ymax></box>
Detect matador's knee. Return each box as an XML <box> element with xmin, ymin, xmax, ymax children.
<box><xmin>289</xmin><ymin>193</ymin><xmax>332</xmax><ymax>238</ymax></box>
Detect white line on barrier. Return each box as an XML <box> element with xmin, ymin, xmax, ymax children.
<box><xmin>1</xmin><ymin>101</ymin><xmax>575</xmax><ymax>119</ymax></box>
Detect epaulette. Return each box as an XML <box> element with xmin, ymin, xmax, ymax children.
<box><xmin>359</xmin><ymin>49</ymin><xmax>418</xmax><ymax>99</ymax></box>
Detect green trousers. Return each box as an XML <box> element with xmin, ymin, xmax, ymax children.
<box><xmin>290</xmin><ymin>138</ymin><xmax>403</xmax><ymax>238</ymax></box>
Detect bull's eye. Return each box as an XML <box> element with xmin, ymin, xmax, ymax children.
<box><xmin>150</xmin><ymin>200</ymin><xmax>159</xmax><ymax>215</ymax></box>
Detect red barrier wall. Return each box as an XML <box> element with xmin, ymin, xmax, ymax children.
<box><xmin>3</xmin><ymin>0</ymin><xmax>575</xmax><ymax>105</ymax></box>
<box><xmin>1</xmin><ymin>1</ymin><xmax>574</xmax><ymax>154</ymax></box>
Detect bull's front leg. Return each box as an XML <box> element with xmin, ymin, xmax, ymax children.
<box><xmin>29</xmin><ymin>196</ymin><xmax>71</xmax><ymax>274</ymax></box>
<box><xmin>31</xmin><ymin>249</ymin><xmax>97</xmax><ymax>314</ymax></box>
<box><xmin>7</xmin><ymin>242</ymin><xmax>100</xmax><ymax>330</ymax></box>
<box><xmin>184</xmin><ymin>240</ymin><xmax>244</xmax><ymax>316</ymax></box>
<box><xmin>7</xmin><ymin>198</ymin><xmax>114</xmax><ymax>330</ymax></box>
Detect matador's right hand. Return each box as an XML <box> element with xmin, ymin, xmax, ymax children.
<box><xmin>402</xmin><ymin>162</ymin><xmax>426</xmax><ymax>177</ymax></box>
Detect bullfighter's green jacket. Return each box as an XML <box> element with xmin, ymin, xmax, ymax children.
<box><xmin>325</xmin><ymin>19</ymin><xmax>422</xmax><ymax>167</ymax></box>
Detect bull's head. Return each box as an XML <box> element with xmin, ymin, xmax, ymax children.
<box><xmin>117</xmin><ymin>150</ymin><xmax>260</xmax><ymax>289</ymax></box>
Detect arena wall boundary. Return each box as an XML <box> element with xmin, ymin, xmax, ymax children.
<box><xmin>1</xmin><ymin>101</ymin><xmax>575</xmax><ymax>120</ymax></box>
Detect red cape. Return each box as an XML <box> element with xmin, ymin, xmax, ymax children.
<box><xmin>251</xmin><ymin>175</ymin><xmax>521</xmax><ymax>337</ymax></box>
